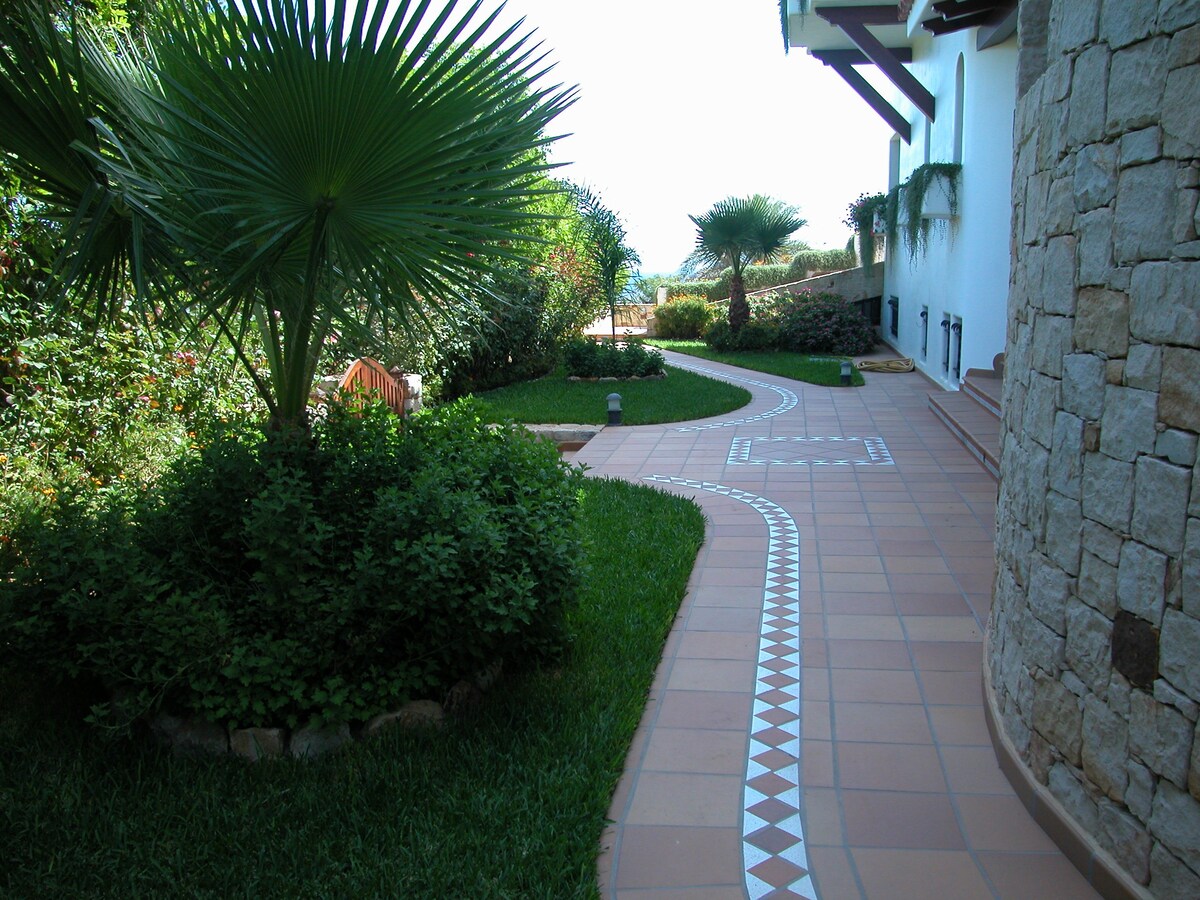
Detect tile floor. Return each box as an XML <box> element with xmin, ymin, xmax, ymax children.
<box><xmin>588</xmin><ymin>350</ymin><xmax>1099</xmax><ymax>900</ymax></box>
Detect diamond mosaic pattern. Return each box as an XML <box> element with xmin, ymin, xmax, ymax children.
<box><xmin>664</xmin><ymin>361</ymin><xmax>800</xmax><ymax>431</ymax></box>
<box><xmin>728</xmin><ymin>435</ymin><xmax>894</xmax><ymax>466</ymax></box>
<box><xmin>642</xmin><ymin>475</ymin><xmax>817</xmax><ymax>900</ymax></box>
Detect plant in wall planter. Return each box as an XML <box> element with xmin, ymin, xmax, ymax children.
<box><xmin>894</xmin><ymin>162</ymin><xmax>962</xmax><ymax>260</ymax></box>
<box><xmin>843</xmin><ymin>192</ymin><xmax>887</xmax><ymax>268</ymax></box>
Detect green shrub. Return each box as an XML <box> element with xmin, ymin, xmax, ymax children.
<box><xmin>703</xmin><ymin>319</ymin><xmax>781</xmax><ymax>353</ymax></box>
<box><xmin>652</xmin><ymin>296</ymin><xmax>713</xmax><ymax>339</ymax></box>
<box><xmin>562</xmin><ymin>337</ymin><xmax>664</xmax><ymax>378</ymax></box>
<box><xmin>775</xmin><ymin>290</ymin><xmax>877</xmax><ymax>356</ymax></box>
<box><xmin>0</xmin><ymin>400</ymin><xmax>583</xmax><ymax>731</ymax></box>
<box><xmin>786</xmin><ymin>248</ymin><xmax>855</xmax><ymax>278</ymax></box>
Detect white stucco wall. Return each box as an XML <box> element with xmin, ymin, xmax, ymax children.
<box><xmin>880</xmin><ymin>28</ymin><xmax>1017</xmax><ymax>387</ymax></box>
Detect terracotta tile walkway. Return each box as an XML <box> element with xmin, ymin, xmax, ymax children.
<box><xmin>586</xmin><ymin>350</ymin><xmax>1099</xmax><ymax>900</ymax></box>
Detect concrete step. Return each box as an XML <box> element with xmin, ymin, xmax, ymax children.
<box><xmin>961</xmin><ymin>368</ymin><xmax>1002</xmax><ymax>418</ymax></box>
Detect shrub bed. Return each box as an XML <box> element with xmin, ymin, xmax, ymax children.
<box><xmin>702</xmin><ymin>290</ymin><xmax>876</xmax><ymax>357</ymax></box>
<box><xmin>0</xmin><ymin>400</ymin><xmax>583</xmax><ymax>732</ymax></box>
<box><xmin>562</xmin><ymin>337</ymin><xmax>664</xmax><ymax>378</ymax></box>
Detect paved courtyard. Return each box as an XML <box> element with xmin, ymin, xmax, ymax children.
<box><xmin>584</xmin><ymin>350</ymin><xmax>1100</xmax><ymax>899</ymax></box>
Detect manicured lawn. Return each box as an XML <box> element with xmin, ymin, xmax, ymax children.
<box><xmin>0</xmin><ymin>477</ymin><xmax>705</xmax><ymax>898</ymax></box>
<box><xmin>648</xmin><ymin>339</ymin><xmax>867</xmax><ymax>387</ymax></box>
<box><xmin>472</xmin><ymin>364</ymin><xmax>751</xmax><ymax>425</ymax></box>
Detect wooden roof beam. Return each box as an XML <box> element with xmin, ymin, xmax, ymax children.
<box><xmin>819</xmin><ymin>57</ymin><xmax>913</xmax><ymax>143</ymax></box>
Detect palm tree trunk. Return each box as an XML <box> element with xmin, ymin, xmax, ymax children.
<box><xmin>728</xmin><ymin>270</ymin><xmax>749</xmax><ymax>332</ymax></box>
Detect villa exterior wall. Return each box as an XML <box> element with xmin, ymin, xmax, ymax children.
<box><xmin>882</xmin><ymin>26</ymin><xmax>1016</xmax><ymax>386</ymax></box>
<box><xmin>988</xmin><ymin>1</ymin><xmax>1200</xmax><ymax>894</ymax></box>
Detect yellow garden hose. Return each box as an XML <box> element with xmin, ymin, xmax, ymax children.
<box><xmin>855</xmin><ymin>358</ymin><xmax>915</xmax><ymax>373</ymax></box>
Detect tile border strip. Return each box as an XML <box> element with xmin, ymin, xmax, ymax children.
<box><xmin>664</xmin><ymin>360</ymin><xmax>799</xmax><ymax>431</ymax></box>
<box><xmin>728</xmin><ymin>435</ymin><xmax>895</xmax><ymax>467</ymax></box>
<box><xmin>644</xmin><ymin>475</ymin><xmax>817</xmax><ymax>900</ymax></box>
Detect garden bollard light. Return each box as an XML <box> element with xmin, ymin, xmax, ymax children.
<box><xmin>607</xmin><ymin>393</ymin><xmax>622</xmax><ymax>426</ymax></box>
<box><xmin>840</xmin><ymin>360</ymin><xmax>852</xmax><ymax>386</ymax></box>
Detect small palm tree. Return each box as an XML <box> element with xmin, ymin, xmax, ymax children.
<box><xmin>573</xmin><ymin>186</ymin><xmax>641</xmax><ymax>340</ymax></box>
<box><xmin>0</xmin><ymin>0</ymin><xmax>576</xmax><ymax>433</ymax></box>
<box><xmin>689</xmin><ymin>195</ymin><xmax>805</xmax><ymax>331</ymax></box>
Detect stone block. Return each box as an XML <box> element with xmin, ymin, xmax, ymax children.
<box><xmin>1132</xmin><ymin>689</ymin><xmax>1193</xmax><ymax>785</ymax></box>
<box><xmin>1062</xmin><ymin>353</ymin><xmax>1106</xmax><ymax>419</ymax></box>
<box><xmin>1108</xmin><ymin>37</ymin><xmax>1171</xmax><ymax>136</ymax></box>
<box><xmin>1115</xmin><ymin>161</ymin><xmax>1179</xmax><ymax>263</ymax></box>
<box><xmin>1161</xmin><ymin>346</ymin><xmax>1200</xmax><ymax>431</ymax></box>
<box><xmin>1048</xmin><ymin>761</ymin><xmax>1099</xmax><ymax>830</ymax></box>
<box><xmin>1105</xmin><ymin>358</ymin><xmax>1125</xmax><ymax>384</ymax></box>
<box><xmin>1023</xmin><ymin>171</ymin><xmax>1051</xmax><ymax>248</ymax></box>
<box><xmin>1046</xmin><ymin>490</ymin><xmax>1084</xmax><ymax>574</ymax></box>
<box><xmin>1125</xmin><ymin>342</ymin><xmax>1162</xmax><ymax>391</ymax></box>
<box><xmin>1080</xmin><ymin>550</ymin><xmax>1120</xmax><ymax>617</ymax></box>
<box><xmin>1163</xmin><ymin>65</ymin><xmax>1200</xmax><ymax>153</ymax></box>
<box><xmin>1100</xmin><ymin>0</ymin><xmax>1157</xmax><ymax>48</ymax></box>
<box><xmin>288</xmin><ymin>722</ymin><xmax>351</xmax><ymax>759</ymax></box>
<box><xmin>1075</xmin><ymin>288</ymin><xmax>1130</xmax><ymax>356</ymax></box>
<box><xmin>229</xmin><ymin>727</ymin><xmax>285</xmax><ymax>761</ymax></box>
<box><xmin>1100</xmin><ymin>386</ymin><xmax>1159</xmax><ymax>461</ymax></box>
<box><xmin>1118</xmin><ymin>540</ymin><xmax>1169</xmax><ymax>624</ymax></box>
<box><xmin>1150</xmin><ymin>843</ymin><xmax>1200</xmax><ymax>898</ymax></box>
<box><xmin>1161</xmin><ymin>0</ymin><xmax>1200</xmax><ymax>33</ymax></box>
<box><xmin>1033</xmin><ymin>673</ymin><xmax>1084</xmax><ymax>764</ymax></box>
<box><xmin>1033</xmin><ymin>314</ymin><xmax>1073</xmax><ymax>377</ymax></box>
<box><xmin>1084</xmin><ymin>519</ymin><xmax>1125</xmax><ymax>565</ymax></box>
<box><xmin>1132</xmin><ymin>457</ymin><xmax>1192</xmax><ymax>553</ymax></box>
<box><xmin>1179</xmin><ymin>190</ymin><xmax>1200</xmax><ymax>244</ymax></box>
<box><xmin>1097</xmin><ymin>798</ymin><xmax>1152</xmax><ymax>883</ymax></box>
<box><xmin>1083</xmin><ymin>452</ymin><xmax>1135</xmax><ymax>531</ymax></box>
<box><xmin>1183</xmin><ymin>518</ymin><xmax>1200</xmax><ymax>616</ymax></box>
<box><xmin>1042</xmin><ymin>235</ymin><xmax>1078</xmax><ymax>315</ymax></box>
<box><xmin>1120</xmin><ymin>126</ymin><xmax>1163</xmax><ymax>167</ymax></box>
<box><xmin>1068</xmin><ymin>47</ymin><xmax>1111</xmax><ymax>149</ymax></box>
<box><xmin>1044</xmin><ymin>174</ymin><xmax>1076</xmax><ymax>237</ymax></box>
<box><xmin>1038</xmin><ymin>99</ymin><xmax>1072</xmax><ymax>171</ymax></box>
<box><xmin>1127</xmin><ymin>758</ymin><xmax>1156</xmax><ymax>822</ymax></box>
<box><xmin>1169</xmin><ymin>24</ymin><xmax>1200</xmax><ymax>68</ymax></box>
<box><xmin>1050</xmin><ymin>412</ymin><xmax>1085</xmax><ymax>499</ymax></box>
<box><xmin>1025</xmin><ymin>610</ymin><xmax>1068</xmax><ymax>673</ymax></box>
<box><xmin>1078</xmin><ymin>206</ymin><xmax>1115</xmax><ymax>286</ymax></box>
<box><xmin>1155</xmin><ymin>676</ymin><xmax>1200</xmax><ymax>720</ymax></box>
<box><xmin>1023</xmin><ymin>372</ymin><xmax>1061</xmax><ymax>451</ymax></box>
<box><xmin>1052</xmin><ymin>0</ymin><xmax>1100</xmax><ymax>52</ymax></box>
<box><xmin>1068</xmin><ymin>603</ymin><xmax>1115</xmax><ymax>695</ymax></box>
<box><xmin>1156</xmin><ymin>429</ymin><xmax>1198</xmax><ymax>465</ymax></box>
<box><xmin>1073</xmin><ymin>141</ymin><xmax>1118</xmax><ymax>212</ymax></box>
<box><xmin>1130</xmin><ymin>261</ymin><xmax>1200</xmax><ymax>348</ymax></box>
<box><xmin>1150</xmin><ymin>780</ymin><xmax>1200</xmax><ymax>873</ymax></box>
<box><xmin>1160</xmin><ymin>608</ymin><xmax>1200</xmax><ymax>701</ymax></box>
<box><xmin>1029</xmin><ymin>553</ymin><xmax>1073</xmax><ymax>633</ymax></box>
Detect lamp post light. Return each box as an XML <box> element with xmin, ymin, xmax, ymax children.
<box><xmin>607</xmin><ymin>392</ymin><xmax>622</xmax><ymax>425</ymax></box>
<box><xmin>840</xmin><ymin>360</ymin><xmax>853</xmax><ymax>386</ymax></box>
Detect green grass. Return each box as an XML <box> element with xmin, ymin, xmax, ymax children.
<box><xmin>0</xmin><ymin>477</ymin><xmax>705</xmax><ymax>898</ymax></box>
<box><xmin>472</xmin><ymin>364</ymin><xmax>751</xmax><ymax>424</ymax></box>
<box><xmin>648</xmin><ymin>339</ymin><xmax>867</xmax><ymax>387</ymax></box>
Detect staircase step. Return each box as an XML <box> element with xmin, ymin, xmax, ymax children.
<box><xmin>961</xmin><ymin>368</ymin><xmax>1002</xmax><ymax>418</ymax></box>
<box><xmin>927</xmin><ymin>390</ymin><xmax>1000</xmax><ymax>480</ymax></box>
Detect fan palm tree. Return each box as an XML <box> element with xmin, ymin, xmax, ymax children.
<box><xmin>689</xmin><ymin>194</ymin><xmax>805</xmax><ymax>331</ymax></box>
<box><xmin>0</xmin><ymin>0</ymin><xmax>576</xmax><ymax>433</ymax></box>
<box><xmin>573</xmin><ymin>186</ymin><xmax>640</xmax><ymax>340</ymax></box>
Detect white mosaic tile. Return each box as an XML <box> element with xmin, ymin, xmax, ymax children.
<box><xmin>664</xmin><ymin>361</ymin><xmax>800</xmax><ymax>431</ymax></box>
<box><xmin>728</xmin><ymin>435</ymin><xmax>895</xmax><ymax>466</ymax></box>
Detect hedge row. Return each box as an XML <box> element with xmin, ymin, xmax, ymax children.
<box><xmin>662</xmin><ymin>249</ymin><xmax>855</xmax><ymax>302</ymax></box>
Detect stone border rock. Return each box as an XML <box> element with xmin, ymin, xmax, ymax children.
<box><xmin>566</xmin><ymin>373</ymin><xmax>667</xmax><ymax>382</ymax></box>
<box><xmin>149</xmin><ymin>661</ymin><xmax>502</xmax><ymax>762</ymax></box>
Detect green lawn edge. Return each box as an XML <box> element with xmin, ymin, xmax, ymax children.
<box><xmin>0</xmin><ymin>477</ymin><xmax>705</xmax><ymax>898</ymax></box>
<box><xmin>472</xmin><ymin>363</ymin><xmax>751</xmax><ymax>425</ymax></box>
<box><xmin>647</xmin><ymin>339</ymin><xmax>867</xmax><ymax>387</ymax></box>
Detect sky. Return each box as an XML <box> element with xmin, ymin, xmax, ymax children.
<box><xmin>482</xmin><ymin>0</ymin><xmax>896</xmax><ymax>275</ymax></box>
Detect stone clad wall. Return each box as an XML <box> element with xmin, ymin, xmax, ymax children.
<box><xmin>989</xmin><ymin>1</ymin><xmax>1200</xmax><ymax>894</ymax></box>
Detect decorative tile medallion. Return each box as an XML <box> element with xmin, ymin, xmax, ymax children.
<box><xmin>728</xmin><ymin>436</ymin><xmax>894</xmax><ymax>467</ymax></box>
<box><xmin>664</xmin><ymin>361</ymin><xmax>799</xmax><ymax>431</ymax></box>
<box><xmin>643</xmin><ymin>476</ymin><xmax>817</xmax><ymax>900</ymax></box>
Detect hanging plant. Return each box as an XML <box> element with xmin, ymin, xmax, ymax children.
<box><xmin>843</xmin><ymin>192</ymin><xmax>887</xmax><ymax>267</ymax></box>
<box><xmin>875</xmin><ymin>163</ymin><xmax>962</xmax><ymax>262</ymax></box>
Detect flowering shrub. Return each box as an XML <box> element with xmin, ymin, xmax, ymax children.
<box><xmin>775</xmin><ymin>291</ymin><xmax>877</xmax><ymax>356</ymax></box>
<box><xmin>0</xmin><ymin>400</ymin><xmax>583</xmax><ymax>731</ymax></box>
